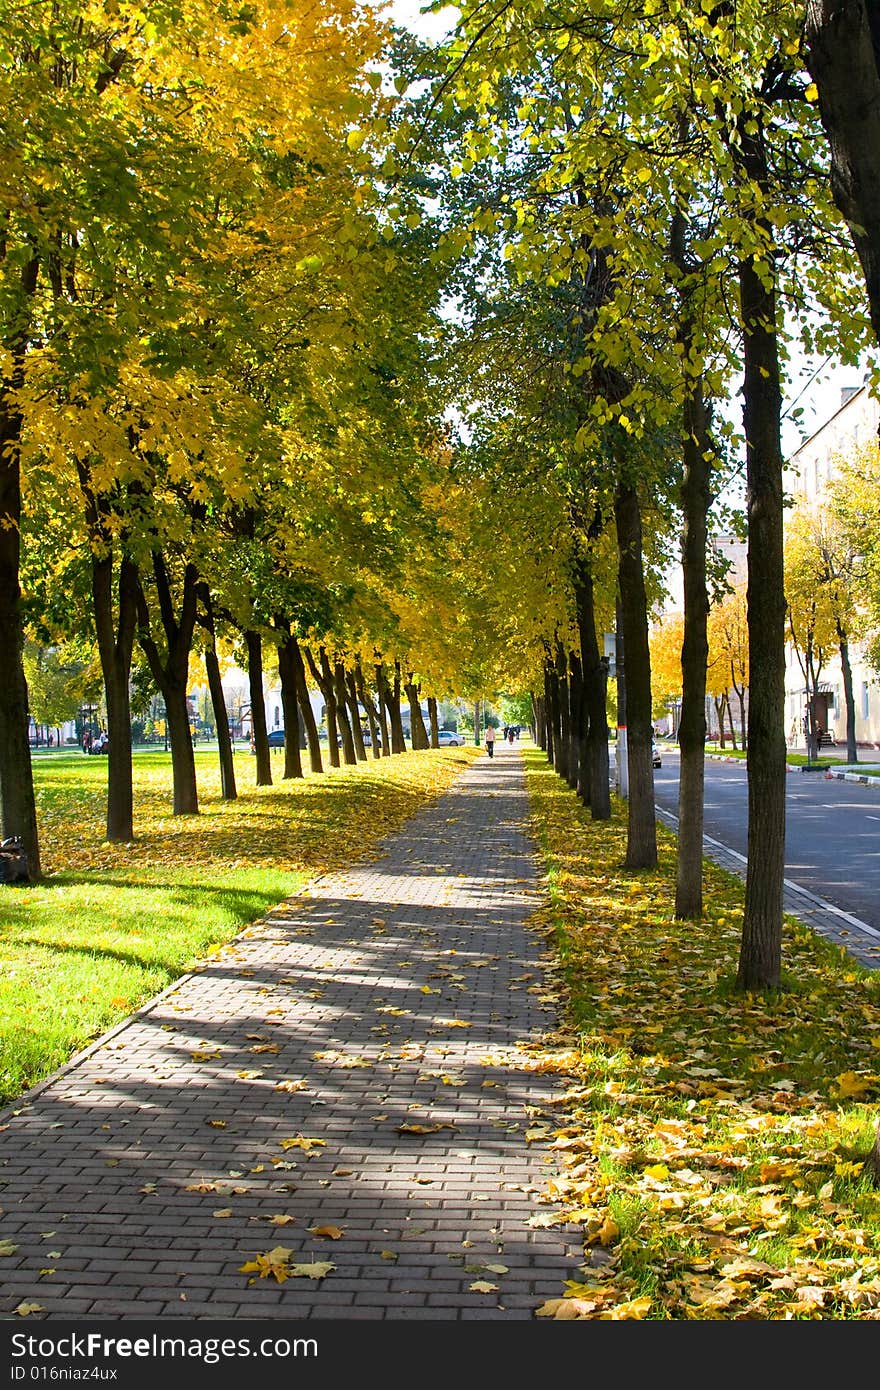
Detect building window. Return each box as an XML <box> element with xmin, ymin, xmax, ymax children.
<box><xmin>274</xmin><ymin>705</ymin><xmax>280</xmax><ymax>727</ymax></box>
<box><xmin>863</xmin><ymin>682</ymin><xmax>870</xmax><ymax>720</ymax></box>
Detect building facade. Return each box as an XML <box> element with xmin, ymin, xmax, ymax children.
<box><xmin>785</xmin><ymin>383</ymin><xmax>880</xmax><ymax>750</ymax></box>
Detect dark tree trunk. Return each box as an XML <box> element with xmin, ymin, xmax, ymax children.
<box><xmin>384</xmin><ymin>662</ymin><xmax>406</xmax><ymax>754</ymax></box>
<box><xmin>726</xmin><ymin>697</ymin><xmax>738</xmax><ymax>750</ymax></box>
<box><xmin>345</xmin><ymin>670</ymin><xmax>368</xmax><ymax>761</ymax></box>
<box><xmin>0</xmin><ymin>255</ymin><xmax>40</xmax><ymax>876</ymax></box>
<box><xmin>568</xmin><ymin>652</ymin><xmax>584</xmax><ymax>793</ymax></box>
<box><xmin>333</xmin><ymin>662</ymin><xmax>357</xmax><ymax>765</ymax></box>
<box><xmin>355</xmin><ymin>663</ymin><xmax>382</xmax><ymax>760</ymax></box>
<box><xmin>553</xmin><ymin>644</ymin><xmax>571</xmax><ymax>782</ymax></box>
<box><xmin>614</xmin><ymin>480</ymin><xmax>657</xmax><ymax>870</ymax></box>
<box><xmin>838</xmin><ymin>626</ymin><xmax>858</xmax><ymax>764</ymax></box>
<box><xmin>289</xmin><ymin>636</ymin><xmax>322</xmax><ymax>773</ymax></box>
<box><xmin>574</xmin><ymin>551</ymin><xmax>611</xmax><ymax>820</ymax></box>
<box><xmin>427</xmin><ymin>696</ymin><xmax>440</xmax><ymax>748</ymax></box>
<box><xmin>544</xmin><ymin>662</ymin><xmax>558</xmax><ymax>767</ymax></box>
<box><xmin>275</xmin><ymin>628</ymin><xmax>304</xmax><ymax>781</ymax></box>
<box><xmin>531</xmin><ymin>692</ymin><xmax>545</xmax><ymax>749</ymax></box>
<box><xmin>405</xmin><ymin>679</ymin><xmax>430</xmax><ymax>749</ymax></box>
<box><xmin>135</xmin><ymin>557</ymin><xmax>200</xmax><ymax>815</ymax></box>
<box><xmin>245</xmin><ymin>629</ymin><xmax>272</xmax><ymax>787</ymax></box>
<box><xmin>198</xmin><ymin>585</ymin><xmax>236</xmax><ymax>800</ymax></box>
<box><xmin>374</xmin><ymin>662</ymin><xmax>392</xmax><ymax>757</ymax></box>
<box><xmin>92</xmin><ymin>550</ymin><xmax>139</xmax><ymax>838</ymax></box>
<box><xmin>309</xmin><ymin>649</ymin><xmax>340</xmax><ymax>768</ymax></box>
<box><xmin>806</xmin><ymin>0</ymin><xmax>880</xmax><ymax>346</ymax></box>
<box><xmin>736</xmin><ymin>241</ymin><xmax>787</xmax><ymax>991</ymax></box>
<box><xmin>674</xmin><ymin>342</ymin><xmax>712</xmax><ymax>919</ymax></box>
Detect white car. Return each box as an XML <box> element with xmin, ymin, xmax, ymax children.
<box><xmin>437</xmin><ymin>729</ymin><xmax>464</xmax><ymax>746</ymax></box>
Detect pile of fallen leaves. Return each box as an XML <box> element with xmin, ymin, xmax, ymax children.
<box><xmin>522</xmin><ymin>750</ymin><xmax>880</xmax><ymax>1320</ymax></box>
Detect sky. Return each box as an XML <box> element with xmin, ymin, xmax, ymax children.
<box><xmin>387</xmin><ymin>0</ymin><xmax>459</xmax><ymax>42</ymax></box>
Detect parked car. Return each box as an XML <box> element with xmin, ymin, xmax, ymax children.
<box><xmin>652</xmin><ymin>739</ymin><xmax>661</xmax><ymax>768</ymax></box>
<box><xmin>438</xmin><ymin>729</ymin><xmax>464</xmax><ymax>747</ymax></box>
<box><xmin>267</xmin><ymin>728</ymin><xmax>285</xmax><ymax>748</ymax></box>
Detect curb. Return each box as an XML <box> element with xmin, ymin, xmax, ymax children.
<box><xmin>825</xmin><ymin>769</ymin><xmax>880</xmax><ymax>788</ymax></box>
<box><xmin>705</xmin><ymin>752</ymin><xmax>880</xmax><ymax>785</ymax></box>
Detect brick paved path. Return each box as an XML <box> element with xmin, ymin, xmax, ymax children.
<box><xmin>0</xmin><ymin>745</ymin><xmax>581</xmax><ymax>1320</ymax></box>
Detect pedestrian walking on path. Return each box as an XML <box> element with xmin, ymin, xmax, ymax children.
<box><xmin>485</xmin><ymin>724</ymin><xmax>496</xmax><ymax>758</ymax></box>
<box><xmin>0</xmin><ymin>748</ymin><xmax>579</xmax><ymax>1321</ymax></box>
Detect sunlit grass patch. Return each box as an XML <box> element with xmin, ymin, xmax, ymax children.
<box><xmin>0</xmin><ymin>744</ymin><xmax>481</xmax><ymax>1106</ymax></box>
<box><xmin>523</xmin><ymin>748</ymin><xmax>880</xmax><ymax>1320</ymax></box>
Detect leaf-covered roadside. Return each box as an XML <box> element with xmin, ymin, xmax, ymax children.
<box><xmin>0</xmin><ymin>746</ymin><xmax>481</xmax><ymax>1107</ymax></box>
<box><xmin>521</xmin><ymin>749</ymin><xmax>880</xmax><ymax>1320</ymax></box>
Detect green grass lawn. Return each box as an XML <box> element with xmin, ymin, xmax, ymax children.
<box><xmin>0</xmin><ymin>744</ymin><xmax>481</xmax><ymax>1107</ymax></box>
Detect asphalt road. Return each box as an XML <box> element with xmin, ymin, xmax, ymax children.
<box><xmin>653</xmin><ymin>749</ymin><xmax>880</xmax><ymax>932</ymax></box>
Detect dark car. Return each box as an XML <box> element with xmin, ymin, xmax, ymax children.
<box><xmin>267</xmin><ymin>729</ymin><xmax>285</xmax><ymax>748</ymax></box>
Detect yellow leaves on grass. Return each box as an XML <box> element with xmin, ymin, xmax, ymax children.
<box><xmin>831</xmin><ymin>1072</ymin><xmax>877</xmax><ymax>1100</ymax></box>
<box><xmin>521</xmin><ymin>749</ymin><xmax>880</xmax><ymax>1322</ymax></box>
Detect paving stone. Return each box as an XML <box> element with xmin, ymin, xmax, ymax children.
<box><xmin>0</xmin><ymin>746</ymin><xmax>578</xmax><ymax>1321</ymax></box>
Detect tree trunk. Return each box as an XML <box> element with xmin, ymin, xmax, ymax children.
<box><xmin>614</xmin><ymin>480</ymin><xmax>657</xmax><ymax>870</ymax></box>
<box><xmin>0</xmin><ymin>255</ymin><xmax>40</xmax><ymax>876</ymax></box>
<box><xmin>384</xmin><ymin>662</ymin><xmax>406</xmax><ymax>754</ymax></box>
<box><xmin>736</xmin><ymin>246</ymin><xmax>786</xmax><ymax>991</ymax></box>
<box><xmin>714</xmin><ymin>694</ymin><xmax>727</xmax><ymax>749</ymax></box>
<box><xmin>673</xmin><ymin>346</ymin><xmax>712</xmax><ymax>918</ymax></box>
<box><xmin>838</xmin><ymin>625</ymin><xmax>858</xmax><ymax>764</ymax></box>
<box><xmin>568</xmin><ymin>652</ymin><xmax>584</xmax><ymax>793</ymax></box>
<box><xmin>544</xmin><ymin>663</ymin><xmax>557</xmax><ymax>767</ymax></box>
<box><xmin>405</xmin><ymin>679</ymin><xmax>430</xmax><ymax>749</ymax></box>
<box><xmin>735</xmin><ymin>685</ymin><xmax>748</xmax><ymax>752</ymax></box>
<box><xmin>311</xmin><ymin>649</ymin><xmax>340</xmax><ymax>768</ymax></box>
<box><xmin>198</xmin><ymin>585</ymin><xmax>236</xmax><ymax>800</ymax></box>
<box><xmin>574</xmin><ymin>556</ymin><xmax>611</xmax><ymax>819</ymax></box>
<box><xmin>245</xmin><ymin>629</ymin><xmax>272</xmax><ymax>787</ymax></box>
<box><xmin>290</xmin><ymin>636</ymin><xmax>322</xmax><ymax>774</ymax></box>
<box><xmin>531</xmin><ymin>691</ymin><xmax>545</xmax><ymax>749</ymax></box>
<box><xmin>806</xmin><ymin>0</ymin><xmax>880</xmax><ymax>346</ymax></box>
<box><xmin>427</xmin><ymin>696</ymin><xmax>440</xmax><ymax>748</ymax></box>
<box><xmin>135</xmin><ymin>558</ymin><xmax>199</xmax><ymax>815</ymax></box>
<box><xmin>92</xmin><ymin>550</ymin><xmax>138</xmax><ymax>839</ymax></box>
<box><xmin>333</xmin><ymin>662</ymin><xmax>357</xmax><ymax>764</ymax></box>
<box><xmin>374</xmin><ymin>662</ymin><xmax>392</xmax><ymax>757</ymax></box>
<box><xmin>275</xmin><ymin>628</ymin><xmax>304</xmax><ymax>781</ymax></box>
<box><xmin>551</xmin><ymin>646</ymin><xmax>571</xmax><ymax>782</ymax></box>
<box><xmin>345</xmin><ymin>670</ymin><xmax>368</xmax><ymax>761</ymax></box>
<box><xmin>355</xmin><ymin>663</ymin><xmax>382</xmax><ymax>760</ymax></box>
<box><xmin>726</xmin><ymin>698</ymin><xmax>738</xmax><ymax>750</ymax></box>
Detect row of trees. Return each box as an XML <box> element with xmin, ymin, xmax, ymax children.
<box><xmin>5</xmin><ymin>2</ymin><xmax>880</xmax><ymax>1019</ymax></box>
<box><xmin>0</xmin><ymin>1</ymin><xmax>519</xmax><ymax>873</ymax></box>
<box><xmin>398</xmin><ymin>0</ymin><xmax>849</xmax><ymax>994</ymax></box>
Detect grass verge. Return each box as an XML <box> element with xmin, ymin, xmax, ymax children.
<box><xmin>522</xmin><ymin>747</ymin><xmax>880</xmax><ymax>1320</ymax></box>
<box><xmin>0</xmin><ymin>744</ymin><xmax>481</xmax><ymax>1107</ymax></box>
